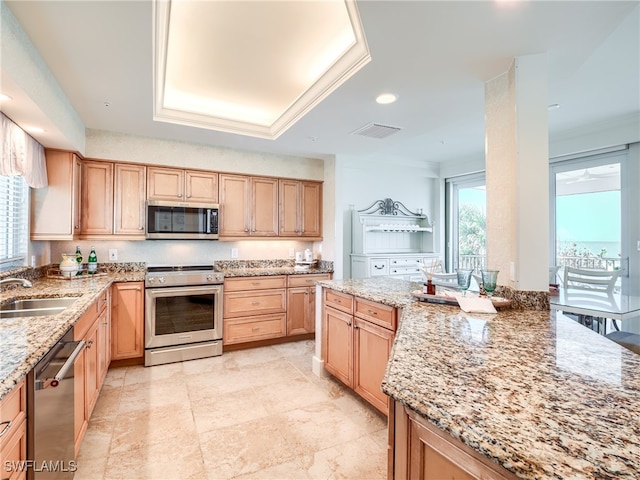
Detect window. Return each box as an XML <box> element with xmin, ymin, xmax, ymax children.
<box><xmin>445</xmin><ymin>173</ymin><xmax>486</xmax><ymax>273</ymax></box>
<box><xmin>0</xmin><ymin>175</ymin><xmax>29</xmax><ymax>269</ymax></box>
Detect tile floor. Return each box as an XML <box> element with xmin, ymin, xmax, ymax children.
<box><xmin>75</xmin><ymin>340</ymin><xmax>388</xmax><ymax>480</ymax></box>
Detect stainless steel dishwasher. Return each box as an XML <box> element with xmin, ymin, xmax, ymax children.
<box><xmin>27</xmin><ymin>326</ymin><xmax>85</xmax><ymax>479</ymax></box>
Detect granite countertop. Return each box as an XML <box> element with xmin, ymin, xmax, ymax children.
<box><xmin>320</xmin><ymin>277</ymin><xmax>640</xmax><ymax>479</ymax></box>
<box><xmin>0</xmin><ymin>270</ymin><xmax>144</xmax><ymax>401</ymax></box>
<box><xmin>214</xmin><ymin>259</ymin><xmax>334</xmax><ymax>278</ymax></box>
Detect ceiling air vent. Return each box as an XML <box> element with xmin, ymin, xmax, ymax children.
<box><xmin>351</xmin><ymin>122</ymin><xmax>402</xmax><ymax>139</ymax></box>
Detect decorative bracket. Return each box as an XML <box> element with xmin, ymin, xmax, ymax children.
<box><xmin>357</xmin><ymin>198</ymin><xmax>426</xmax><ymax>218</ymax></box>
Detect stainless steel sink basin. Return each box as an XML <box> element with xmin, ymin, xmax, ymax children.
<box><xmin>0</xmin><ymin>297</ymin><xmax>79</xmax><ymax>318</ymax></box>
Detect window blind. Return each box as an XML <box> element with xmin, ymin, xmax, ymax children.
<box><xmin>0</xmin><ymin>175</ymin><xmax>28</xmax><ymax>267</ymax></box>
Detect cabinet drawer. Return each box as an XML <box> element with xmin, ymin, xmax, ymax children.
<box><xmin>355</xmin><ymin>297</ymin><xmax>396</xmax><ymax>330</ymax></box>
<box><xmin>0</xmin><ymin>416</ymin><xmax>26</xmax><ymax>480</ymax></box>
<box><xmin>223</xmin><ymin>289</ymin><xmax>286</xmax><ymax>318</ymax></box>
<box><xmin>389</xmin><ymin>257</ymin><xmax>422</xmax><ymax>267</ymax></box>
<box><xmin>324</xmin><ymin>289</ymin><xmax>353</xmax><ymax>314</ymax></box>
<box><xmin>223</xmin><ymin>314</ymin><xmax>286</xmax><ymax>344</ymax></box>
<box><xmin>389</xmin><ymin>266</ymin><xmax>421</xmax><ymax>276</ymax></box>
<box><xmin>287</xmin><ymin>273</ymin><xmax>331</xmax><ymax>288</ymax></box>
<box><xmin>0</xmin><ymin>378</ymin><xmax>26</xmax><ymax>452</ymax></box>
<box><xmin>370</xmin><ymin>259</ymin><xmax>389</xmax><ymax>276</ymax></box>
<box><xmin>224</xmin><ymin>275</ymin><xmax>286</xmax><ymax>292</ymax></box>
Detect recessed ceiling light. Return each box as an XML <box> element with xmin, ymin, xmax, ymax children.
<box><xmin>548</xmin><ymin>103</ymin><xmax>560</xmax><ymax>110</ymax></box>
<box><xmin>0</xmin><ymin>93</ymin><xmax>12</xmax><ymax>102</ymax></box>
<box><xmin>104</xmin><ymin>101</ymin><xmax>111</xmax><ymax>107</ymax></box>
<box><xmin>376</xmin><ymin>93</ymin><xmax>398</xmax><ymax>105</ymax></box>
<box><xmin>25</xmin><ymin>126</ymin><xmax>45</xmax><ymax>134</ymax></box>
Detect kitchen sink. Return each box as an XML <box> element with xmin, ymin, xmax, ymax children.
<box><xmin>0</xmin><ymin>297</ymin><xmax>80</xmax><ymax>318</ymax></box>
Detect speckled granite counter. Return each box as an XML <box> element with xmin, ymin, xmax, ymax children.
<box><xmin>0</xmin><ymin>268</ymin><xmax>145</xmax><ymax>401</ymax></box>
<box><xmin>214</xmin><ymin>259</ymin><xmax>334</xmax><ymax>278</ymax></box>
<box><xmin>317</xmin><ymin>277</ymin><xmax>419</xmax><ymax>308</ymax></box>
<box><xmin>319</xmin><ymin>277</ymin><xmax>640</xmax><ymax>479</ymax></box>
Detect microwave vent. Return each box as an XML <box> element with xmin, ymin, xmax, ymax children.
<box><xmin>351</xmin><ymin>122</ymin><xmax>402</xmax><ymax>139</ymax></box>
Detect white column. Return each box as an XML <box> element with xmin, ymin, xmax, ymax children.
<box><xmin>485</xmin><ymin>54</ymin><xmax>549</xmax><ymax>291</ymax></box>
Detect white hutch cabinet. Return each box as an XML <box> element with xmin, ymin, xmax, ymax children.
<box><xmin>350</xmin><ymin>199</ymin><xmax>440</xmax><ymax>281</ymax></box>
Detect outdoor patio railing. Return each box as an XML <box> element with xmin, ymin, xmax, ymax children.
<box><xmin>458</xmin><ymin>254</ymin><xmax>621</xmax><ymax>272</ymax></box>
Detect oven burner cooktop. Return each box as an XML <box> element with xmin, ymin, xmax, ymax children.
<box><xmin>145</xmin><ymin>265</ymin><xmax>223</xmax><ymax>287</ymax></box>
<box><xmin>147</xmin><ymin>265</ymin><xmax>215</xmax><ymax>273</ymax></box>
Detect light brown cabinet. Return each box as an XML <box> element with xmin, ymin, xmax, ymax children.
<box><xmin>322</xmin><ymin>289</ymin><xmax>396</xmax><ymax>414</ymax></box>
<box><xmin>147</xmin><ymin>166</ymin><xmax>218</xmax><ymax>203</ymax></box>
<box><xmin>286</xmin><ymin>274</ymin><xmax>331</xmax><ymax>335</ymax></box>
<box><xmin>31</xmin><ymin>149</ymin><xmax>82</xmax><ymax>240</ymax></box>
<box><xmin>279</xmin><ymin>179</ymin><xmax>322</xmax><ymax>239</ymax></box>
<box><xmin>219</xmin><ymin>174</ymin><xmax>278</xmax><ymax>237</ymax></box>
<box><xmin>223</xmin><ymin>276</ymin><xmax>287</xmax><ymax>344</ymax></box>
<box><xmin>111</xmin><ymin>281</ymin><xmax>144</xmax><ymax>360</ymax></box>
<box><xmin>81</xmin><ymin>160</ymin><xmax>114</xmax><ymax>236</ymax></box>
<box><xmin>74</xmin><ymin>290</ymin><xmax>110</xmax><ymax>456</ymax></box>
<box><xmin>390</xmin><ymin>401</ymin><xmax>518</xmax><ymax>480</ymax></box>
<box><xmin>114</xmin><ymin>163</ymin><xmax>146</xmax><ymax>236</ymax></box>
<box><xmin>0</xmin><ymin>378</ymin><xmax>27</xmax><ymax>480</ymax></box>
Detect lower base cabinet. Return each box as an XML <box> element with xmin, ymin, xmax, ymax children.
<box><xmin>390</xmin><ymin>401</ymin><xmax>518</xmax><ymax>480</ymax></box>
<box><xmin>322</xmin><ymin>289</ymin><xmax>396</xmax><ymax>414</ymax></box>
<box><xmin>74</xmin><ymin>290</ymin><xmax>110</xmax><ymax>456</ymax></box>
<box><xmin>0</xmin><ymin>379</ymin><xmax>27</xmax><ymax>480</ymax></box>
<box><xmin>111</xmin><ymin>281</ymin><xmax>144</xmax><ymax>360</ymax></box>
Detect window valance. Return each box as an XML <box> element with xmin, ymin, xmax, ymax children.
<box><xmin>0</xmin><ymin>112</ymin><xmax>48</xmax><ymax>188</ymax></box>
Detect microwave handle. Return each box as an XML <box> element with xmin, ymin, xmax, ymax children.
<box><xmin>208</xmin><ymin>209</ymin><xmax>218</xmax><ymax>234</ymax></box>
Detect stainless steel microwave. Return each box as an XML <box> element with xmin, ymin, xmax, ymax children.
<box><xmin>146</xmin><ymin>201</ymin><xmax>219</xmax><ymax>239</ymax></box>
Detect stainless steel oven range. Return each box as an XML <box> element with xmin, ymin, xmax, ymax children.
<box><xmin>145</xmin><ymin>265</ymin><xmax>224</xmax><ymax>366</ymax></box>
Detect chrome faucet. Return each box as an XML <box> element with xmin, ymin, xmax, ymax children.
<box><xmin>0</xmin><ymin>278</ymin><xmax>33</xmax><ymax>288</ymax></box>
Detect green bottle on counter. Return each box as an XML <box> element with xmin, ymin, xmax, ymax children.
<box><xmin>75</xmin><ymin>246</ymin><xmax>83</xmax><ymax>275</ymax></box>
<box><xmin>87</xmin><ymin>246</ymin><xmax>98</xmax><ymax>274</ymax></box>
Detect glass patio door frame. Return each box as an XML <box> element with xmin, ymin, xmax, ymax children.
<box><xmin>549</xmin><ymin>146</ymin><xmax>629</xmax><ymax>291</ymax></box>
<box><xmin>445</xmin><ymin>172</ymin><xmax>486</xmax><ymax>273</ymax></box>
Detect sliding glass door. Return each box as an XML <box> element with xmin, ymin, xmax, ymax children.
<box><xmin>550</xmin><ymin>148</ymin><xmax>627</xmax><ymax>290</ymax></box>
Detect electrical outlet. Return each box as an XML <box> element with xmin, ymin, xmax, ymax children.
<box><xmin>231</xmin><ymin>248</ymin><xmax>238</xmax><ymax>259</ymax></box>
<box><xmin>289</xmin><ymin>248</ymin><xmax>295</xmax><ymax>258</ymax></box>
<box><xmin>109</xmin><ymin>249</ymin><xmax>118</xmax><ymax>261</ymax></box>
<box><xmin>637</xmin><ymin>240</ymin><xmax>640</xmax><ymax>251</ymax></box>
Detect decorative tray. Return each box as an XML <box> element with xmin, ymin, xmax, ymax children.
<box><xmin>410</xmin><ymin>290</ymin><xmax>512</xmax><ymax>308</ymax></box>
<box><xmin>46</xmin><ymin>267</ymin><xmax>107</xmax><ymax>280</ymax></box>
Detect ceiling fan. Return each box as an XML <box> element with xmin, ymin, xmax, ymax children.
<box><xmin>564</xmin><ymin>168</ymin><xmax>618</xmax><ymax>184</ymax></box>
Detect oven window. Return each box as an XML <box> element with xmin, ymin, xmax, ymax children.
<box><xmin>154</xmin><ymin>294</ymin><xmax>215</xmax><ymax>335</ymax></box>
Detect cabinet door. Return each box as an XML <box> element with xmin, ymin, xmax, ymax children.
<box><xmin>301</xmin><ymin>181</ymin><xmax>322</xmax><ymax>237</ymax></box>
<box><xmin>114</xmin><ymin>163</ymin><xmax>146</xmax><ymax>236</ymax></box>
<box><xmin>74</xmin><ymin>334</ymin><xmax>87</xmax><ymax>456</ymax></box>
<box><xmin>186</xmin><ymin>170</ymin><xmax>218</xmax><ymax>203</ymax></box>
<box><xmin>111</xmin><ymin>282</ymin><xmax>144</xmax><ymax>360</ymax></box>
<box><xmin>31</xmin><ymin>150</ymin><xmax>82</xmax><ymax>239</ymax></box>
<box><xmin>81</xmin><ymin>160</ymin><xmax>114</xmax><ymax>235</ymax></box>
<box><xmin>278</xmin><ymin>179</ymin><xmax>300</xmax><ymax>236</ymax></box>
<box><xmin>147</xmin><ymin>167</ymin><xmax>184</xmax><ymax>201</ymax></box>
<box><xmin>219</xmin><ymin>174</ymin><xmax>250</xmax><ymax>236</ymax></box>
<box><xmin>353</xmin><ymin>318</ymin><xmax>394</xmax><ymax>414</ymax></box>
<box><xmin>287</xmin><ymin>287</ymin><xmax>312</xmax><ymax>335</ymax></box>
<box><xmin>251</xmin><ymin>176</ymin><xmax>278</xmax><ymax>236</ymax></box>
<box><xmin>85</xmin><ymin>321</ymin><xmax>100</xmax><ymax>418</ymax></box>
<box><xmin>97</xmin><ymin>307</ymin><xmax>111</xmax><ymax>384</ymax></box>
<box><xmin>322</xmin><ymin>306</ymin><xmax>353</xmax><ymax>387</ymax></box>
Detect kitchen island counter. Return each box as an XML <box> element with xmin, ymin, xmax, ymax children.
<box><xmin>0</xmin><ymin>267</ymin><xmax>145</xmax><ymax>401</ymax></box>
<box><xmin>317</xmin><ymin>277</ymin><xmax>640</xmax><ymax>479</ymax></box>
<box><xmin>215</xmin><ymin>259</ymin><xmax>334</xmax><ymax>278</ymax></box>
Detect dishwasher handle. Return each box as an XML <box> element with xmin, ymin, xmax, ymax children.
<box><xmin>37</xmin><ymin>340</ymin><xmax>86</xmax><ymax>390</ymax></box>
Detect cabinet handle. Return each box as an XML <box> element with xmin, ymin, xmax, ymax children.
<box><xmin>367</xmin><ymin>309</ymin><xmax>378</xmax><ymax>316</ymax></box>
<box><xmin>87</xmin><ymin>339</ymin><xmax>94</xmax><ymax>348</ymax></box>
<box><xmin>244</xmin><ymin>228</ymin><xmax>250</xmax><ymax>233</ymax></box>
<box><xmin>138</xmin><ymin>226</ymin><xmax>144</xmax><ymax>230</ymax></box>
<box><xmin>251</xmin><ymin>282</ymin><xmax>261</xmax><ymax>286</ymax></box>
<box><xmin>334</xmin><ymin>299</ymin><xmax>341</xmax><ymax>304</ymax></box>
<box><xmin>251</xmin><ymin>301</ymin><xmax>261</xmax><ymax>306</ymax></box>
<box><xmin>177</xmin><ymin>194</ymin><xmax>183</xmax><ymax>198</ymax></box>
<box><xmin>252</xmin><ymin>327</ymin><xmax>261</xmax><ymax>332</ymax></box>
<box><xmin>353</xmin><ymin>325</ymin><xmax>359</xmax><ymax>329</ymax></box>
<box><xmin>251</xmin><ymin>229</ymin><xmax>256</xmax><ymax>233</ymax></box>
<box><xmin>186</xmin><ymin>194</ymin><xmax>191</xmax><ymax>198</ymax></box>
<box><xmin>0</xmin><ymin>420</ymin><xmax>11</xmax><ymax>437</ymax></box>
<box><xmin>136</xmin><ymin>287</ymin><xmax>142</xmax><ymax>291</ymax></box>
<box><xmin>347</xmin><ymin>322</ymin><xmax>352</xmax><ymax>327</ymax></box>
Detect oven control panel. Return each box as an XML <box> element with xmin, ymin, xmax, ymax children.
<box><xmin>145</xmin><ymin>271</ymin><xmax>224</xmax><ymax>287</ymax></box>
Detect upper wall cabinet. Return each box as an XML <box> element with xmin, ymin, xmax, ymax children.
<box><xmin>31</xmin><ymin>150</ymin><xmax>82</xmax><ymax>240</ymax></box>
<box><xmin>219</xmin><ymin>174</ymin><xmax>278</xmax><ymax>238</ymax></box>
<box><xmin>114</xmin><ymin>163</ymin><xmax>146</xmax><ymax>236</ymax></box>
<box><xmin>81</xmin><ymin>160</ymin><xmax>114</xmax><ymax>236</ymax></box>
<box><xmin>147</xmin><ymin>167</ymin><xmax>218</xmax><ymax>203</ymax></box>
<box><xmin>279</xmin><ymin>179</ymin><xmax>322</xmax><ymax>239</ymax></box>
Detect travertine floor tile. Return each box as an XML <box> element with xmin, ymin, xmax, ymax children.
<box><xmin>79</xmin><ymin>341</ymin><xmax>388</xmax><ymax>480</ymax></box>
<box><xmin>190</xmin><ymin>386</ymin><xmax>269</xmax><ymax>433</ymax></box>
